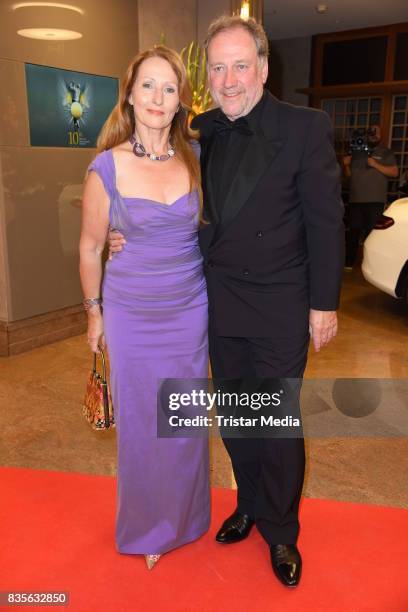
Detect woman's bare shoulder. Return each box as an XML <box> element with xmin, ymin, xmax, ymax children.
<box><xmin>111</xmin><ymin>144</ymin><xmax>136</xmax><ymax>177</ymax></box>
<box><xmin>111</xmin><ymin>142</ymin><xmax>133</xmax><ymax>159</ymax></box>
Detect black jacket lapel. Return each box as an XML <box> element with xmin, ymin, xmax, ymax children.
<box><xmin>200</xmin><ymin>121</ymin><xmax>220</xmax><ymax>226</ymax></box>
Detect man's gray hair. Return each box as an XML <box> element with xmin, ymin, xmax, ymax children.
<box><xmin>204</xmin><ymin>15</ymin><xmax>269</xmax><ymax>60</ymax></box>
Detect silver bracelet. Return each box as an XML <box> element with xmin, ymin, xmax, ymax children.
<box><xmin>83</xmin><ymin>297</ymin><xmax>102</xmax><ymax>311</ymax></box>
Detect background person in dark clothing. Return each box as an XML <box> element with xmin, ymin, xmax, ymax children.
<box><xmin>343</xmin><ymin>125</ymin><xmax>398</xmax><ymax>269</ymax></box>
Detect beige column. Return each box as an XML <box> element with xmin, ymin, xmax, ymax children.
<box><xmin>197</xmin><ymin>0</ymin><xmax>232</xmax><ymax>43</ymax></box>
<box><xmin>137</xmin><ymin>0</ymin><xmax>197</xmax><ymax>52</ymax></box>
<box><xmin>137</xmin><ymin>0</ymin><xmax>239</xmax><ymax>51</ymax></box>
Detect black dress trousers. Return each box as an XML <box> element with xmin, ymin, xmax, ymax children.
<box><xmin>209</xmin><ymin>325</ymin><xmax>309</xmax><ymax>545</ymax></box>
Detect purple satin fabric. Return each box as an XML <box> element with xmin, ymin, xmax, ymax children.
<box><xmin>88</xmin><ymin>150</ymin><xmax>210</xmax><ymax>554</ymax></box>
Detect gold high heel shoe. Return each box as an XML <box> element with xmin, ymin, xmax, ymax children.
<box><xmin>145</xmin><ymin>554</ymin><xmax>161</xmax><ymax>570</ymax></box>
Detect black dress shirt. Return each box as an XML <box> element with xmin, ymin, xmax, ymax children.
<box><xmin>211</xmin><ymin>92</ymin><xmax>267</xmax><ymax>218</ymax></box>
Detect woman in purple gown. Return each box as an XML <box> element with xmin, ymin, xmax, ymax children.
<box><xmin>79</xmin><ymin>46</ymin><xmax>210</xmax><ymax>570</ymax></box>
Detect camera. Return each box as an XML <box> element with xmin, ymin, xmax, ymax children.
<box><xmin>399</xmin><ymin>171</ymin><xmax>408</xmax><ymax>196</ymax></box>
<box><xmin>347</xmin><ymin>127</ymin><xmax>376</xmax><ymax>155</ymax></box>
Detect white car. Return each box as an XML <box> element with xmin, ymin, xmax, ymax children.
<box><xmin>362</xmin><ymin>196</ymin><xmax>408</xmax><ymax>303</ymax></box>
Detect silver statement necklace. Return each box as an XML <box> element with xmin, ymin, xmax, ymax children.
<box><xmin>129</xmin><ymin>134</ymin><xmax>175</xmax><ymax>162</ymax></box>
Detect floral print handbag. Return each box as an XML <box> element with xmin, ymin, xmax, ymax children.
<box><xmin>83</xmin><ymin>347</ymin><xmax>115</xmax><ymax>430</ymax></box>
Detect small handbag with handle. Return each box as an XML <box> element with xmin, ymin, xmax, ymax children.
<box><xmin>83</xmin><ymin>346</ymin><xmax>115</xmax><ymax>430</ymax></box>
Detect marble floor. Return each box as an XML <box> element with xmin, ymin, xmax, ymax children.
<box><xmin>1</xmin><ymin>268</ymin><xmax>407</xmax><ymax>508</ymax></box>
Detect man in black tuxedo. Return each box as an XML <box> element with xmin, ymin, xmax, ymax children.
<box><xmin>108</xmin><ymin>15</ymin><xmax>344</xmax><ymax>588</ymax></box>
<box><xmin>191</xmin><ymin>16</ymin><xmax>344</xmax><ymax>588</ymax></box>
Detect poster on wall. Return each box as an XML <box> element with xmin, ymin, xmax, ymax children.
<box><xmin>25</xmin><ymin>63</ymin><xmax>119</xmax><ymax>148</ymax></box>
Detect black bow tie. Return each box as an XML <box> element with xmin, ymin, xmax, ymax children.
<box><xmin>214</xmin><ymin>115</ymin><xmax>253</xmax><ymax>136</ymax></box>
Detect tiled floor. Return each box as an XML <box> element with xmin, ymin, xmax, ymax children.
<box><xmin>1</xmin><ymin>268</ymin><xmax>407</xmax><ymax>507</ymax></box>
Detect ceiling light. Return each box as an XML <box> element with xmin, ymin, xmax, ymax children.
<box><xmin>17</xmin><ymin>28</ymin><xmax>82</xmax><ymax>40</ymax></box>
<box><xmin>12</xmin><ymin>2</ymin><xmax>84</xmax><ymax>15</ymax></box>
<box><xmin>316</xmin><ymin>4</ymin><xmax>328</xmax><ymax>13</ymax></box>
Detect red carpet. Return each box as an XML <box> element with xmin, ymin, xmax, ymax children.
<box><xmin>0</xmin><ymin>467</ymin><xmax>407</xmax><ymax>612</ymax></box>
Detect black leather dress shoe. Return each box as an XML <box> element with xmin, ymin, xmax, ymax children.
<box><xmin>270</xmin><ymin>544</ymin><xmax>302</xmax><ymax>587</ymax></box>
<box><xmin>215</xmin><ymin>509</ymin><xmax>255</xmax><ymax>543</ymax></box>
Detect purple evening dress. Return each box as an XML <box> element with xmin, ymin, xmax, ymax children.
<box><xmin>88</xmin><ymin>148</ymin><xmax>210</xmax><ymax>555</ymax></box>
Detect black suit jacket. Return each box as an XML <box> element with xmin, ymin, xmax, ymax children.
<box><xmin>191</xmin><ymin>92</ymin><xmax>344</xmax><ymax>338</ymax></box>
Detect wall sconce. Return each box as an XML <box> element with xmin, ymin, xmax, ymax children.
<box><xmin>240</xmin><ymin>1</ymin><xmax>250</xmax><ymax>20</ymax></box>
<box><xmin>233</xmin><ymin>0</ymin><xmax>262</xmax><ymax>23</ymax></box>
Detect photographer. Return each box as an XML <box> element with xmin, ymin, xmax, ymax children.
<box><xmin>343</xmin><ymin>125</ymin><xmax>398</xmax><ymax>269</ymax></box>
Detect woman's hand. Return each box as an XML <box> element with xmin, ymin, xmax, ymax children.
<box><xmin>108</xmin><ymin>229</ymin><xmax>126</xmax><ymax>260</ymax></box>
<box><xmin>87</xmin><ymin>308</ymin><xmax>105</xmax><ymax>353</ymax></box>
